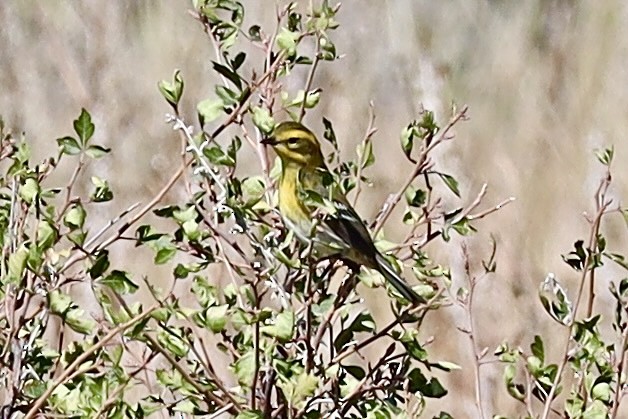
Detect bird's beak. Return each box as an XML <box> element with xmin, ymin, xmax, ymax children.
<box><xmin>261</xmin><ymin>137</ymin><xmax>277</xmax><ymax>146</ymax></box>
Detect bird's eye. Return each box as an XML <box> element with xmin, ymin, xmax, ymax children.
<box><xmin>287</xmin><ymin>137</ymin><xmax>299</xmax><ymax>145</ymax></box>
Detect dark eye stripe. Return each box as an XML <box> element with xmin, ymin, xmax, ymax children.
<box><xmin>287</xmin><ymin>138</ymin><xmax>299</xmax><ymax>144</ymax></box>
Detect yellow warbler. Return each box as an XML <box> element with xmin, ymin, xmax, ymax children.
<box><xmin>262</xmin><ymin>121</ymin><xmax>423</xmax><ymax>304</ymax></box>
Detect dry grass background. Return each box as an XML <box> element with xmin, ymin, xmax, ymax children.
<box><xmin>2</xmin><ymin>1</ymin><xmax>628</xmax><ymax>417</ymax></box>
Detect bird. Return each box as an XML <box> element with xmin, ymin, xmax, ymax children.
<box><xmin>261</xmin><ymin>121</ymin><xmax>424</xmax><ymax>304</ymax></box>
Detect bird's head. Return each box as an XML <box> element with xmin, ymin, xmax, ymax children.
<box><xmin>262</xmin><ymin>121</ymin><xmax>325</xmax><ymax>168</ymax></box>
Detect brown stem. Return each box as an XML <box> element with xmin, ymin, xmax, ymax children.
<box><xmin>373</xmin><ymin>105</ymin><xmax>468</xmax><ymax>235</ymax></box>
<box><xmin>298</xmin><ymin>34</ymin><xmax>321</xmax><ymax>122</ymax></box>
<box><xmin>610</xmin><ymin>329</ymin><xmax>628</xmax><ymax>418</ymax></box>
<box><xmin>540</xmin><ymin>173</ymin><xmax>611</xmax><ymax>419</ymax></box>
<box><xmin>24</xmin><ymin>306</ymin><xmax>158</xmax><ymax>419</ymax></box>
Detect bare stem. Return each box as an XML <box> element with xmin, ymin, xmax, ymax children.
<box><xmin>373</xmin><ymin>105</ymin><xmax>468</xmax><ymax>234</ymax></box>
<box><xmin>24</xmin><ymin>306</ymin><xmax>158</xmax><ymax>419</ymax></box>
<box><xmin>540</xmin><ymin>172</ymin><xmax>611</xmax><ymax>419</ymax></box>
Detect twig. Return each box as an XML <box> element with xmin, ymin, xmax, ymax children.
<box><xmin>610</xmin><ymin>329</ymin><xmax>628</xmax><ymax>418</ymax></box>
<box><xmin>91</xmin><ymin>352</ymin><xmax>158</xmax><ymax>418</ymax></box>
<box><xmin>467</xmin><ymin>196</ymin><xmax>516</xmax><ymax>221</ymax></box>
<box><xmin>146</xmin><ymin>333</ymin><xmax>242</xmax><ymax>414</ymax></box>
<box><xmin>587</xmin><ymin>169</ymin><xmax>612</xmax><ymax>317</ymax></box>
<box><xmin>24</xmin><ymin>305</ymin><xmax>158</xmax><ymax>419</ymax></box>
<box><xmin>459</xmin><ymin>243</ymin><xmax>487</xmax><ymax>419</ymax></box>
<box><xmin>352</xmin><ymin>102</ymin><xmax>377</xmax><ymax>205</ymax></box>
<box><xmin>373</xmin><ymin>105</ymin><xmax>468</xmax><ymax>234</ymax></box>
<box><xmin>60</xmin><ymin>156</ymin><xmax>193</xmax><ymax>274</ymax></box>
<box><xmin>298</xmin><ymin>33</ymin><xmax>322</xmax><ymax>122</ymax></box>
<box><xmin>83</xmin><ymin>202</ymin><xmax>141</xmax><ymax>249</ymax></box>
<box><xmin>56</xmin><ymin>156</ymin><xmax>85</xmax><ymax>223</ymax></box>
<box><xmin>332</xmin><ymin>291</ymin><xmax>440</xmax><ymax>365</ymax></box>
<box><xmin>540</xmin><ymin>173</ymin><xmax>611</xmax><ymax>419</ymax></box>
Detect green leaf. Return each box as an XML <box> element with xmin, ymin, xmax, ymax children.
<box><xmin>182</xmin><ymin>219</ymin><xmax>200</xmax><ymax>241</ymax></box>
<box><xmin>65</xmin><ymin>309</ymin><xmax>96</xmax><ymax>334</ymax></box>
<box><xmin>405</xmin><ymin>185</ymin><xmax>426</xmax><ymax>207</ymax></box>
<box><xmin>157</xmin><ymin>331</ymin><xmax>189</xmax><ymax>358</ymax></box>
<box><xmin>90</xmin><ymin>176</ymin><xmax>113</xmax><ymax>202</ymax></box>
<box><xmin>591</xmin><ymin>382</ymin><xmax>611</xmax><ymax>403</ymax></box>
<box><xmin>595</xmin><ymin>146</ymin><xmax>614</xmax><ymax>166</ymax></box>
<box><xmin>158</xmin><ymin>69</ymin><xmax>184</xmax><ymax>109</ymax></box>
<box><xmin>504</xmin><ymin>364</ymin><xmax>525</xmax><ymax>401</ymax></box>
<box><xmin>356</xmin><ymin>139</ymin><xmax>374</xmax><ymax>169</ymax></box>
<box><xmin>322</xmin><ymin>117</ymin><xmax>337</xmax><ymax>148</ymax></box>
<box><xmin>344</xmin><ymin>365</ymin><xmax>366</xmax><ymax>379</ymax></box>
<box><xmin>20</xmin><ymin>178</ymin><xmax>40</xmax><ymax>204</ymax></box>
<box><xmin>398</xmin><ymin>331</ymin><xmax>428</xmax><ymax>361</ymax></box>
<box><xmin>334</xmin><ymin>311</ymin><xmax>376</xmax><ymax>350</ymax></box>
<box><xmin>173</xmin><ymin>205</ymin><xmax>197</xmax><ymax>223</ymax></box>
<box><xmin>174</xmin><ymin>399</ymin><xmax>196</xmax><ymax>414</ymax></box>
<box><xmin>89</xmin><ymin>250</ymin><xmax>110</xmax><ymax>279</ymax></box>
<box><xmin>582</xmin><ymin>400</ymin><xmax>608</xmax><ymax>419</ymax></box>
<box><xmin>212</xmin><ymin>61</ymin><xmax>242</xmax><ymax>90</ymax></box>
<box><xmin>262</xmin><ymin>310</ymin><xmax>295</xmax><ymax>342</ymax></box>
<box><xmin>37</xmin><ymin>221</ymin><xmax>58</xmax><ymax>251</ymax></box>
<box><xmin>437</xmin><ymin>173</ymin><xmax>460</xmax><ymax>197</ymax></box>
<box><xmin>433</xmin><ymin>361</ymin><xmax>461</xmax><ymax>371</ymax></box>
<box><xmin>450</xmin><ymin>217</ymin><xmax>476</xmax><ymax>237</ymax></box>
<box><xmin>155</xmin><ymin>246</ymin><xmax>177</xmax><ymax>265</ymax></box>
<box><xmin>400</xmin><ymin>124</ymin><xmax>417</xmax><ymax>162</ymax></box>
<box><xmin>49</xmin><ymin>290</ymin><xmax>73</xmax><ymax>315</ymax></box>
<box><xmin>99</xmin><ymin>270</ymin><xmax>139</xmax><ymax>294</ymax></box>
<box><xmin>204</xmin><ymin>145</ymin><xmax>236</xmax><ymax>167</ymax></box>
<box><xmin>248</xmin><ymin>25</ymin><xmax>261</xmax><ymax>41</ymax></box>
<box><xmin>242</xmin><ymin>176</ymin><xmax>266</xmax><ymax>207</ymax></box>
<box><xmin>74</xmin><ymin>108</ymin><xmax>95</xmax><ymax>146</ymax></box>
<box><xmin>197</xmin><ymin>98</ymin><xmax>224</xmax><ymax>125</ymax></box>
<box><xmin>231</xmin><ymin>52</ymin><xmax>246</xmax><ymax>70</ymax></box>
<box><xmin>9</xmin><ymin>244</ymin><xmax>28</xmax><ymax>283</ymax></box>
<box><xmin>205</xmin><ymin>304</ymin><xmax>229</xmax><ymax>333</ymax></box>
<box><xmin>236</xmin><ymin>410</ymin><xmax>263</xmax><ymax>419</ymax></box>
<box><xmin>319</xmin><ymin>36</ymin><xmax>337</xmax><ymax>60</ymax></box>
<box><xmin>276</xmin><ymin>28</ymin><xmax>298</xmax><ymax>56</ymax></box>
<box><xmin>233</xmin><ymin>351</ymin><xmax>256</xmax><ymax>386</ymax></box>
<box><xmin>215</xmin><ymin>85</ymin><xmax>238</xmax><ymax>106</ymax></box>
<box><xmin>539</xmin><ymin>273</ymin><xmax>573</xmax><ymax>326</ymax></box>
<box><xmin>57</xmin><ymin>136</ymin><xmax>81</xmax><ymax>155</ymax></box>
<box><xmin>284</xmin><ymin>89</ymin><xmax>321</xmax><ymax>109</ymax></box>
<box><xmin>252</xmin><ymin>106</ymin><xmax>275</xmax><ymax>135</ymax></box>
<box><xmin>85</xmin><ymin>144</ymin><xmax>110</xmax><ymax>159</ymax></box>
<box><xmin>192</xmin><ymin>276</ymin><xmax>219</xmax><ymax>308</ymax></box>
<box><xmin>530</xmin><ymin>335</ymin><xmax>544</xmax><ymax>363</ymax></box>
<box><xmin>135</xmin><ymin>225</ymin><xmax>164</xmax><ymax>243</ymax></box>
<box><xmin>562</xmin><ymin>240</ymin><xmax>587</xmax><ymax>271</ymax></box>
<box><xmin>620</xmin><ymin>208</ymin><xmax>628</xmax><ymax>229</ymax></box>
<box><xmin>407</xmin><ymin>368</ymin><xmax>447</xmax><ymax>398</ymax></box>
<box><xmin>282</xmin><ymin>372</ymin><xmax>319</xmax><ymax>407</ymax></box>
<box><xmin>64</xmin><ymin>204</ymin><xmax>86</xmax><ymax>230</ymax></box>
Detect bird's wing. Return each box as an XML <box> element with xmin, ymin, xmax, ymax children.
<box><xmin>298</xmin><ymin>167</ymin><xmax>378</xmax><ymax>266</ymax></box>
<box><xmin>299</xmin><ymin>167</ymin><xmax>423</xmax><ymax>303</ymax></box>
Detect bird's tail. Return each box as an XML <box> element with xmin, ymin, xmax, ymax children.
<box><xmin>375</xmin><ymin>253</ymin><xmax>425</xmax><ymax>304</ymax></box>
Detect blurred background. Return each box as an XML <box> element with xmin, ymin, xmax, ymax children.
<box><xmin>2</xmin><ymin>1</ymin><xmax>628</xmax><ymax>416</ymax></box>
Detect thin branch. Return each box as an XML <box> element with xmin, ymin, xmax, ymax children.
<box><xmin>540</xmin><ymin>173</ymin><xmax>611</xmax><ymax>419</ymax></box>
<box><xmin>332</xmin><ymin>291</ymin><xmax>441</xmax><ymax>365</ymax></box>
<box><xmin>373</xmin><ymin>105</ymin><xmax>468</xmax><ymax>234</ymax></box>
<box><xmin>459</xmin><ymin>243</ymin><xmax>488</xmax><ymax>419</ymax></box>
<box><xmin>610</xmin><ymin>329</ymin><xmax>628</xmax><ymax>418</ymax></box>
<box><xmin>60</xmin><ymin>156</ymin><xmax>193</xmax><ymax>274</ymax></box>
<box><xmin>352</xmin><ymin>102</ymin><xmax>377</xmax><ymax>206</ymax></box>
<box><xmin>24</xmin><ymin>306</ymin><xmax>159</xmax><ymax>419</ymax></box>
<box><xmin>298</xmin><ymin>33</ymin><xmax>322</xmax><ymax>122</ymax></box>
